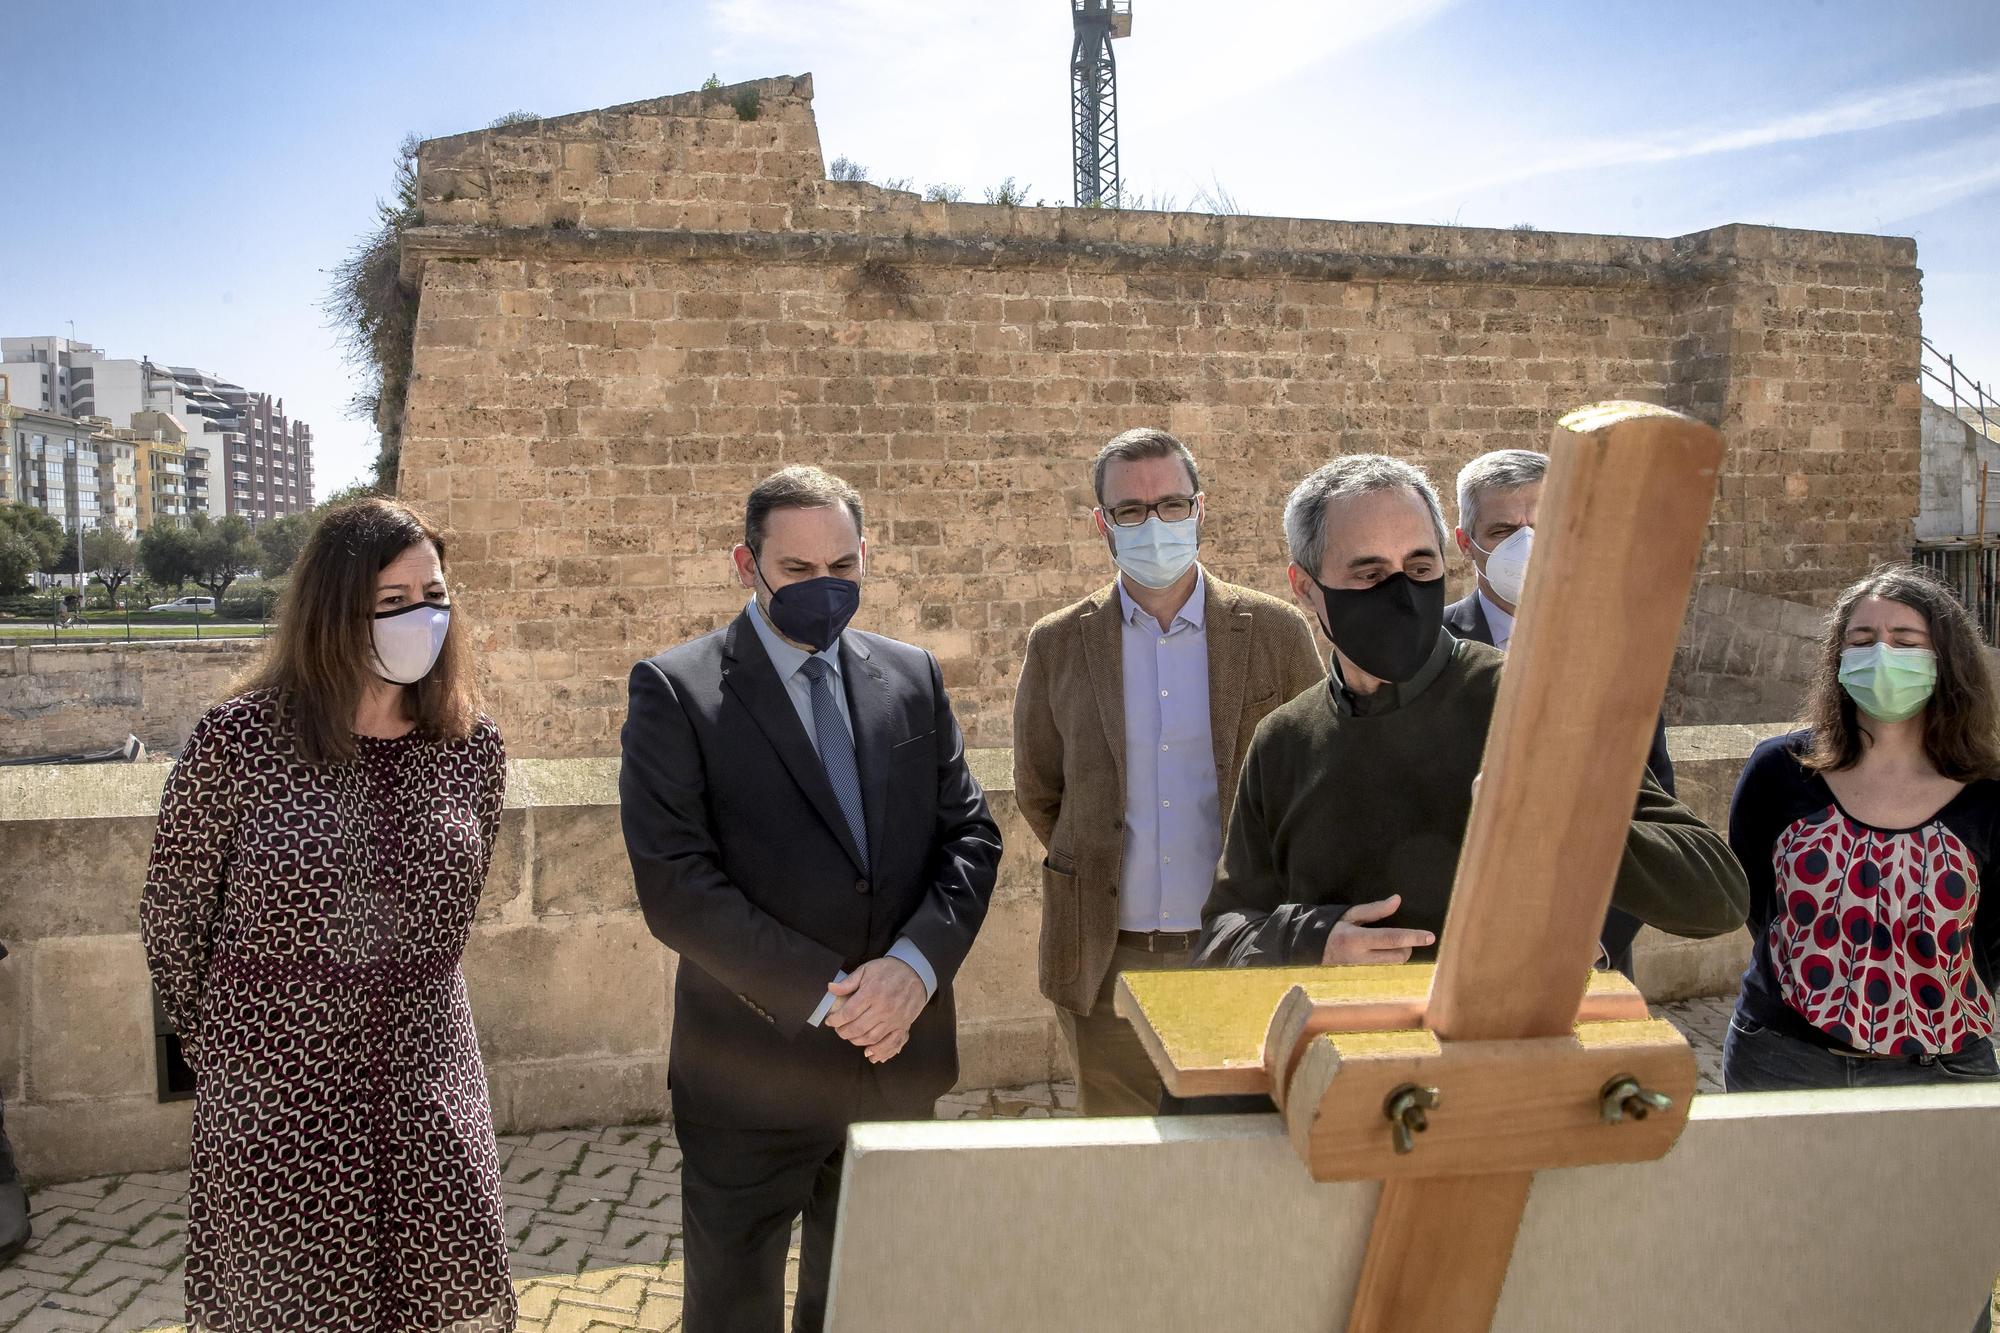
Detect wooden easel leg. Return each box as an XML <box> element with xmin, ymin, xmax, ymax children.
<box><xmin>1346</xmin><ymin>1173</ymin><xmax>1532</xmax><ymax>1333</ymax></box>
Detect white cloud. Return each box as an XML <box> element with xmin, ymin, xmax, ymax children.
<box><xmin>1372</xmin><ymin>65</ymin><xmax>2000</xmax><ymax>213</ymax></box>
<box><xmin>1750</xmin><ymin>126</ymin><xmax>2000</xmax><ymax>232</ymax></box>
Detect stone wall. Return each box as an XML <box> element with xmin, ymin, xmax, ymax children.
<box><xmin>397</xmin><ymin>74</ymin><xmax>1921</xmax><ymax>759</ymax></box>
<box><xmin>1669</xmin><ymin>584</ymin><xmax>1826</xmax><ymax>727</ymax></box>
<box><xmin>0</xmin><ymin>728</ymin><xmax>1771</xmax><ymax>1185</ymax></box>
<box><xmin>0</xmin><ymin>748</ymin><xmax>1050</xmax><ymax>1184</ymax></box>
<box><xmin>0</xmin><ymin>640</ymin><xmax>265</xmax><ymax>760</ymax></box>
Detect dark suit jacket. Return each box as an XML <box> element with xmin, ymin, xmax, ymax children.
<box><xmin>1443</xmin><ymin>589</ymin><xmax>1675</xmax><ymax>977</ymax></box>
<box><xmin>619</xmin><ymin>610</ymin><xmax>1001</xmax><ymax>1131</ymax></box>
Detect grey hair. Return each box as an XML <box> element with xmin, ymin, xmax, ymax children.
<box><xmin>1284</xmin><ymin>454</ymin><xmax>1448</xmax><ymax>575</ymax></box>
<box><xmin>1454</xmin><ymin>449</ymin><xmax>1547</xmax><ymax>536</ymax></box>
<box><xmin>1091</xmin><ymin>427</ymin><xmax>1202</xmax><ymax>506</ymax></box>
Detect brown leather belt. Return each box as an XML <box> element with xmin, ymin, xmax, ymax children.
<box><xmin>1116</xmin><ymin>929</ymin><xmax>1201</xmax><ymax>953</ymax></box>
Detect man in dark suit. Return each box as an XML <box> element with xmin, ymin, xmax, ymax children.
<box><xmin>620</xmin><ymin>465</ymin><xmax>1001</xmax><ymax>1333</ymax></box>
<box><xmin>1447</xmin><ymin>448</ymin><xmax>1676</xmax><ymax>976</ymax></box>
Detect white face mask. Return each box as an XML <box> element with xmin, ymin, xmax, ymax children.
<box><xmin>372</xmin><ymin>603</ymin><xmax>451</xmax><ymax>684</ymax></box>
<box><xmin>1108</xmin><ymin>514</ymin><xmax>1200</xmax><ymax>590</ymax></box>
<box><xmin>1470</xmin><ymin>526</ymin><xmax>1533</xmax><ymax>607</ymax></box>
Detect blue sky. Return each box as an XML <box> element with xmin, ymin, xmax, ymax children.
<box><xmin>3</xmin><ymin>0</ymin><xmax>1996</xmax><ymax>496</ymax></box>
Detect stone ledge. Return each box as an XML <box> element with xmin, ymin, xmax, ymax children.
<box><xmin>0</xmin><ymin>727</ymin><xmax>1780</xmax><ymax>824</ymax></box>
<box><xmin>400</xmin><ymin>223</ymin><xmax>1731</xmax><ymax>292</ymax></box>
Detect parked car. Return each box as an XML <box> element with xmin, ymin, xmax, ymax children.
<box><xmin>147</xmin><ymin>596</ymin><xmax>216</xmax><ymax>614</ymax></box>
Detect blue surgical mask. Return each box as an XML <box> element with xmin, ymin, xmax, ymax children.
<box><xmin>1838</xmin><ymin>643</ymin><xmax>1937</xmax><ymax>723</ymax></box>
<box><xmin>1109</xmin><ymin>515</ymin><xmax>1199</xmax><ymax>590</ymax></box>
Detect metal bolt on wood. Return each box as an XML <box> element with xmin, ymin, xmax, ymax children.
<box><xmin>1599</xmin><ymin>1075</ymin><xmax>1673</xmax><ymax>1125</ymax></box>
<box><xmin>1384</xmin><ymin>1084</ymin><xmax>1442</xmax><ymax>1154</ymax></box>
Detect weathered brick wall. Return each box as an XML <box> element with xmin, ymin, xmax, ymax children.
<box><xmin>398</xmin><ymin>75</ymin><xmax>1921</xmax><ymax>757</ymax></box>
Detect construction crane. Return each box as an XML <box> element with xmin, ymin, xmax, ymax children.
<box><xmin>1071</xmin><ymin>0</ymin><xmax>1132</xmax><ymax>206</ymax></box>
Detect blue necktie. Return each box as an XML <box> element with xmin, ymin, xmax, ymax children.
<box><xmin>798</xmin><ymin>656</ymin><xmax>869</xmax><ymax>866</ymax></box>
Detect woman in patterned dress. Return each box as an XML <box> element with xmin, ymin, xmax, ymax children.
<box><xmin>1724</xmin><ymin>564</ymin><xmax>2000</xmax><ymax>1092</ymax></box>
<box><xmin>141</xmin><ymin>497</ymin><xmax>516</xmax><ymax>1332</ymax></box>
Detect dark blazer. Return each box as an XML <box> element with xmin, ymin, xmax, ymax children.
<box><xmin>619</xmin><ymin>610</ymin><xmax>1002</xmax><ymax>1131</ymax></box>
<box><xmin>1444</xmin><ymin>589</ymin><xmax>1675</xmax><ymax>977</ymax></box>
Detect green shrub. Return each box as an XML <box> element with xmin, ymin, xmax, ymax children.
<box><xmin>222</xmin><ymin>578</ymin><xmax>286</xmax><ymax>619</ymax></box>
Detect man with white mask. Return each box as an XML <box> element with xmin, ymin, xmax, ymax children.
<box><xmin>1013</xmin><ymin>428</ymin><xmax>1324</xmax><ymax>1113</ymax></box>
<box><xmin>1447</xmin><ymin>448</ymin><xmax>1677</xmax><ymax>975</ymax></box>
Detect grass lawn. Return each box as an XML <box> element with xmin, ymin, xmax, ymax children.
<box><xmin>0</xmin><ymin>621</ymin><xmax>270</xmax><ymax>642</ymax></box>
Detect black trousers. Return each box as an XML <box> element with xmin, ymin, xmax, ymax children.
<box><xmin>673</xmin><ymin>1079</ymin><xmax>906</xmax><ymax>1333</ymax></box>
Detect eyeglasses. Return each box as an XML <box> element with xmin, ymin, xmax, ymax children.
<box><xmin>1103</xmin><ymin>495</ymin><xmax>1198</xmax><ymax>527</ymax></box>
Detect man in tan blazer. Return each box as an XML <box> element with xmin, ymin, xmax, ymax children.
<box><xmin>1013</xmin><ymin>428</ymin><xmax>1325</xmax><ymax>1114</ymax></box>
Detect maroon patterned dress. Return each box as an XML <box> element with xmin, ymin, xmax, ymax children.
<box><xmin>141</xmin><ymin>691</ymin><xmax>516</xmax><ymax>1332</ymax></box>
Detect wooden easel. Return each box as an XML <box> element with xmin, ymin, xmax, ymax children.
<box><xmin>1116</xmin><ymin>401</ymin><xmax>1725</xmax><ymax>1331</ymax></box>
<box><xmin>825</xmin><ymin>403</ymin><xmax>2000</xmax><ymax>1332</ymax></box>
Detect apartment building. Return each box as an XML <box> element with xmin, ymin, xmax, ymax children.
<box><xmin>1</xmin><ymin>336</ymin><xmax>313</xmax><ymax>521</ymax></box>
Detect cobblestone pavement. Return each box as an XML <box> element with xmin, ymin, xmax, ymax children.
<box><xmin>0</xmin><ymin>1003</ymin><xmax>1733</xmax><ymax>1333</ymax></box>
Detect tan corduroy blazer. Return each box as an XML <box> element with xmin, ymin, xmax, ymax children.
<box><xmin>1012</xmin><ymin>571</ymin><xmax>1326</xmax><ymax>1014</ymax></box>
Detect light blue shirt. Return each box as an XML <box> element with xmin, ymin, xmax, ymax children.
<box><xmin>1116</xmin><ymin>573</ymin><xmax>1220</xmax><ymax>932</ymax></box>
<box><xmin>1477</xmin><ymin>589</ymin><xmax>1515</xmax><ymax>653</ymax></box>
<box><xmin>745</xmin><ymin>599</ymin><xmax>936</xmax><ymax>1025</ymax></box>
<box><xmin>747</xmin><ymin>594</ymin><xmax>854</xmax><ymax>745</ymax></box>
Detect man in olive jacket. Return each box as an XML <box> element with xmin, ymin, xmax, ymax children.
<box><xmin>1013</xmin><ymin>429</ymin><xmax>1326</xmax><ymax>1114</ymax></box>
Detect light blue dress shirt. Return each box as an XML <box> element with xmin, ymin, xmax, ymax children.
<box><xmin>1477</xmin><ymin>589</ymin><xmax>1515</xmax><ymax>652</ymax></box>
<box><xmin>1116</xmin><ymin>574</ymin><xmax>1221</xmax><ymax>933</ymax></box>
<box><xmin>744</xmin><ymin>599</ymin><xmax>936</xmax><ymax>1026</ymax></box>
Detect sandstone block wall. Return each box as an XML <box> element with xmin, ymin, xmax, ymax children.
<box><xmin>1</xmin><ymin>730</ymin><xmax>1769</xmax><ymax>1184</ymax></box>
<box><xmin>1669</xmin><ymin>584</ymin><xmax>1828</xmax><ymax>727</ymax></box>
<box><xmin>0</xmin><ymin>640</ymin><xmax>265</xmax><ymax>760</ymax></box>
<box><xmin>397</xmin><ymin>75</ymin><xmax>1921</xmax><ymax>758</ymax></box>
<box><xmin>0</xmin><ymin>749</ymin><xmax>1053</xmax><ymax>1183</ymax></box>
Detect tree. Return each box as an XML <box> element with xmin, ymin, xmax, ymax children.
<box><xmin>190</xmin><ymin>515</ymin><xmax>261</xmax><ymax>607</ymax></box>
<box><xmin>0</xmin><ymin>502</ymin><xmax>66</xmax><ymax>572</ymax></box>
<box><xmin>0</xmin><ymin>528</ymin><xmax>38</xmax><ymax>593</ymax></box>
<box><xmin>85</xmin><ymin>528</ymin><xmax>139</xmax><ymax>606</ymax></box>
<box><xmin>319</xmin><ymin>482</ymin><xmax>379</xmax><ymax>510</ymax></box>
<box><xmin>139</xmin><ymin>521</ymin><xmax>202</xmax><ymax>592</ymax></box>
<box><xmin>487</xmin><ymin>111</ymin><xmax>540</xmax><ymax>128</ymax></box>
<box><xmin>256</xmin><ymin>511</ymin><xmax>314</xmax><ymax>579</ymax></box>
<box><xmin>327</xmin><ymin>135</ymin><xmax>422</xmax><ymax>495</ymax></box>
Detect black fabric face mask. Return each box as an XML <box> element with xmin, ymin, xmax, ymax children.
<box><xmin>1311</xmin><ymin>571</ymin><xmax>1447</xmax><ymax>683</ymax></box>
<box><xmin>757</xmin><ymin>557</ymin><xmax>861</xmax><ymax>653</ymax></box>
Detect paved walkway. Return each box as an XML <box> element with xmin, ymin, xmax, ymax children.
<box><xmin>3</xmin><ymin>1003</ymin><xmax>1730</xmax><ymax>1333</ymax></box>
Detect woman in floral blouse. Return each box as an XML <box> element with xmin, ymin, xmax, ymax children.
<box><xmin>1724</xmin><ymin>564</ymin><xmax>2000</xmax><ymax>1092</ymax></box>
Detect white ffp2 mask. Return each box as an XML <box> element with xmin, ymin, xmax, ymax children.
<box><xmin>1471</xmin><ymin>526</ymin><xmax>1533</xmax><ymax>607</ymax></box>
<box><xmin>372</xmin><ymin>603</ymin><xmax>451</xmax><ymax>684</ymax></box>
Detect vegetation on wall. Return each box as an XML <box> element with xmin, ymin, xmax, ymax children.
<box><xmin>328</xmin><ymin>135</ymin><xmax>422</xmax><ymax>495</ymax></box>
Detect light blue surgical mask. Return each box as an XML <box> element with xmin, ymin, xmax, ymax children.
<box><xmin>1109</xmin><ymin>514</ymin><xmax>1199</xmax><ymax>590</ymax></box>
<box><xmin>1838</xmin><ymin>643</ymin><xmax>1937</xmax><ymax>723</ymax></box>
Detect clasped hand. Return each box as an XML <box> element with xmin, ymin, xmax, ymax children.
<box><xmin>826</xmin><ymin>957</ymin><xmax>924</xmax><ymax>1063</ymax></box>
